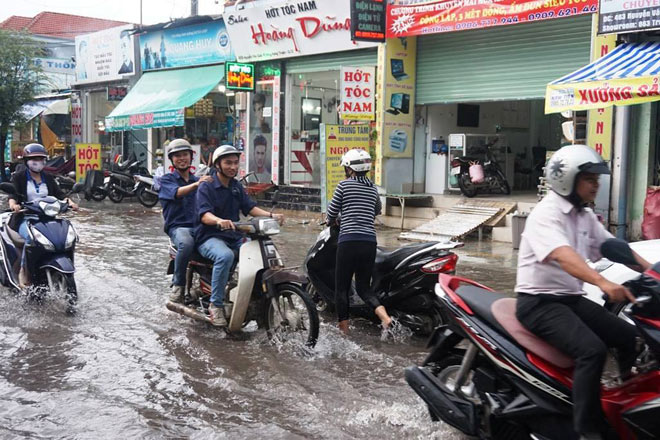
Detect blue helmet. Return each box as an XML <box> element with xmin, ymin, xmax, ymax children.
<box><xmin>23</xmin><ymin>143</ymin><xmax>48</xmax><ymax>160</ymax></box>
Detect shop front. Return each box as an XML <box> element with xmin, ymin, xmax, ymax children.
<box><xmin>385</xmin><ymin>1</ymin><xmax>597</xmax><ymax>199</ymax></box>
<box><xmin>105</xmin><ymin>17</ymin><xmax>234</xmax><ymax>172</ymax></box>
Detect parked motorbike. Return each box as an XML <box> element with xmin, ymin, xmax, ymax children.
<box><xmin>0</xmin><ymin>182</ymin><xmax>83</xmax><ymax>314</ymax></box>
<box><xmin>405</xmin><ymin>238</ymin><xmax>660</xmax><ymax>439</ymax></box>
<box><xmin>451</xmin><ymin>138</ymin><xmax>510</xmax><ymax>198</ymax></box>
<box><xmin>54</xmin><ymin>171</ymin><xmax>77</xmax><ymax>197</ymax></box>
<box><xmin>166</xmin><ymin>194</ymin><xmax>319</xmax><ymax>347</ymax></box>
<box><xmin>133</xmin><ymin>175</ymin><xmax>159</xmax><ymax>207</ymax></box>
<box><xmin>303</xmin><ymin>225</ymin><xmax>462</xmax><ymax>335</ymax></box>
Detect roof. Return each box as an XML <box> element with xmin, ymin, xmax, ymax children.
<box><xmin>0</xmin><ymin>12</ymin><xmax>129</xmax><ymax>39</ymax></box>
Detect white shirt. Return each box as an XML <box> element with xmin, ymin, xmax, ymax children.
<box><xmin>515</xmin><ymin>191</ymin><xmax>614</xmax><ymax>296</ymax></box>
<box><xmin>26</xmin><ymin>177</ymin><xmax>48</xmax><ymax>202</ymax></box>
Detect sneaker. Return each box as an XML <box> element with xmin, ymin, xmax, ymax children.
<box><xmin>208</xmin><ymin>303</ymin><xmax>228</xmax><ymax>327</ymax></box>
<box><xmin>169</xmin><ymin>285</ymin><xmax>184</xmax><ymax>303</ymax></box>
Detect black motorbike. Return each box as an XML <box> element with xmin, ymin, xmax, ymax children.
<box><xmin>451</xmin><ymin>138</ymin><xmax>510</xmax><ymax>198</ymax></box>
<box><xmin>104</xmin><ymin>154</ymin><xmax>151</xmax><ymax>203</ymax></box>
<box><xmin>303</xmin><ymin>225</ymin><xmax>462</xmax><ymax>335</ymax></box>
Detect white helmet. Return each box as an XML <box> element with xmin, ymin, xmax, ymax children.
<box><xmin>212</xmin><ymin>144</ymin><xmax>241</xmax><ymax>165</ymax></box>
<box><xmin>340</xmin><ymin>149</ymin><xmax>371</xmax><ymax>172</ymax></box>
<box><xmin>545</xmin><ymin>144</ymin><xmax>610</xmax><ymax>196</ymax></box>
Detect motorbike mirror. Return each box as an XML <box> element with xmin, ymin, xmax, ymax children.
<box><xmin>68</xmin><ymin>171</ymin><xmax>76</xmax><ymax>178</ymax></box>
<box><xmin>271</xmin><ymin>190</ymin><xmax>279</xmax><ymax>206</ymax></box>
<box><xmin>0</xmin><ymin>182</ymin><xmax>16</xmax><ymax>195</ymax></box>
<box><xmin>71</xmin><ymin>182</ymin><xmax>85</xmax><ymax>194</ymax></box>
<box><xmin>600</xmin><ymin>239</ymin><xmax>637</xmax><ymax>266</ymax></box>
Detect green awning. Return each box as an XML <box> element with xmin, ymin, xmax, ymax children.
<box><xmin>105</xmin><ymin>64</ymin><xmax>224</xmax><ymax>131</ymax></box>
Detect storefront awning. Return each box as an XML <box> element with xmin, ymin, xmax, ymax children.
<box><xmin>105</xmin><ymin>64</ymin><xmax>224</xmax><ymax>131</ymax></box>
<box><xmin>545</xmin><ymin>42</ymin><xmax>660</xmax><ymax>114</ymax></box>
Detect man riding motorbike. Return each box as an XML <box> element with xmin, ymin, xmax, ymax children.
<box><xmin>8</xmin><ymin>143</ymin><xmax>79</xmax><ymax>287</ymax></box>
<box><xmin>158</xmin><ymin>139</ymin><xmax>212</xmax><ymax>303</ymax></box>
<box><xmin>194</xmin><ymin>145</ymin><xmax>283</xmax><ymax>327</ymax></box>
<box><xmin>515</xmin><ymin>144</ymin><xmax>650</xmax><ymax>439</ymax></box>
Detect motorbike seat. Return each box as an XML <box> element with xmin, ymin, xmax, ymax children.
<box><xmin>375</xmin><ymin>242</ymin><xmax>435</xmax><ymax>271</ymax></box>
<box><xmin>492</xmin><ymin>298</ymin><xmax>574</xmax><ymax>369</ymax></box>
<box><xmin>454</xmin><ymin>285</ymin><xmax>510</xmax><ymax>335</ymax></box>
<box><xmin>189</xmin><ymin>251</ymin><xmax>214</xmax><ymax>266</ymax></box>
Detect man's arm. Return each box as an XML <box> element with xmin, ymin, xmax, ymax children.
<box><xmin>249</xmin><ymin>206</ymin><xmax>284</xmax><ymax>224</ymax></box>
<box><xmin>549</xmin><ymin>246</ymin><xmax>636</xmax><ymax>303</ymax></box>
<box><xmin>629</xmin><ymin>250</ymin><xmax>651</xmax><ymax>273</ymax></box>
<box><xmin>176</xmin><ymin>176</ymin><xmax>212</xmax><ymax>198</ymax></box>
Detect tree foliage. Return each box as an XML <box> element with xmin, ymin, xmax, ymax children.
<box><xmin>0</xmin><ymin>29</ymin><xmax>44</xmax><ymax>180</ymax></box>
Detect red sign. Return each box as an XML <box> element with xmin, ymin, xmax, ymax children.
<box><xmin>386</xmin><ymin>0</ymin><xmax>598</xmax><ymax>37</ymax></box>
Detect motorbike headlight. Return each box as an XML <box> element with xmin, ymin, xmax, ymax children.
<box><xmin>39</xmin><ymin>201</ymin><xmax>61</xmax><ymax>217</ymax></box>
<box><xmin>258</xmin><ymin>218</ymin><xmax>280</xmax><ymax>235</ymax></box>
<box><xmin>31</xmin><ymin>227</ymin><xmax>55</xmax><ymax>251</ymax></box>
<box><xmin>65</xmin><ymin>225</ymin><xmax>77</xmax><ymax>249</ymax></box>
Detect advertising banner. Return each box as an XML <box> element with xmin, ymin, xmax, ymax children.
<box><xmin>599</xmin><ymin>0</ymin><xmax>660</xmax><ymax>34</ymax></box>
<box><xmin>34</xmin><ymin>57</ymin><xmax>76</xmax><ymax>75</ymax></box>
<box><xmin>71</xmin><ymin>98</ymin><xmax>82</xmax><ymax>146</ymax></box>
<box><xmin>226</xmin><ymin>62</ymin><xmax>255</xmax><ymax>91</ymax></box>
<box><xmin>377</xmin><ymin>36</ymin><xmax>416</xmax><ymax>159</ymax></box>
<box><xmin>320</xmin><ymin>124</ymin><xmax>371</xmax><ymax>211</ymax></box>
<box><xmin>105</xmin><ymin>109</ymin><xmax>185</xmax><ymax>131</ymax></box>
<box><xmin>75</xmin><ymin>144</ymin><xmax>102</xmax><ymax>183</ymax></box>
<box><xmin>351</xmin><ymin>0</ymin><xmax>387</xmax><ymax>42</ymax></box>
<box><xmin>163</xmin><ymin>144</ymin><xmax>202</xmax><ymax>175</ymax></box>
<box><xmin>340</xmin><ymin>66</ymin><xmax>376</xmax><ymax>121</ymax></box>
<box><xmin>75</xmin><ymin>24</ymin><xmax>135</xmax><ymax>84</ymax></box>
<box><xmin>386</xmin><ymin>0</ymin><xmax>597</xmax><ymax>37</ymax></box>
<box><xmin>224</xmin><ymin>0</ymin><xmax>377</xmax><ymax>63</ymax></box>
<box><xmin>139</xmin><ymin>19</ymin><xmax>234</xmax><ymax>71</ymax></box>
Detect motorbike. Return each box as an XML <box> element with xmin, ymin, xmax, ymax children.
<box><xmin>133</xmin><ymin>174</ymin><xmax>159</xmax><ymax>208</ymax></box>
<box><xmin>166</xmin><ymin>194</ymin><xmax>320</xmax><ymax>347</ymax></box>
<box><xmin>0</xmin><ymin>182</ymin><xmax>83</xmax><ymax>314</ymax></box>
<box><xmin>303</xmin><ymin>225</ymin><xmax>463</xmax><ymax>335</ymax></box>
<box><xmin>451</xmin><ymin>138</ymin><xmax>511</xmax><ymax>198</ymax></box>
<box><xmin>405</xmin><ymin>238</ymin><xmax>660</xmax><ymax>439</ymax></box>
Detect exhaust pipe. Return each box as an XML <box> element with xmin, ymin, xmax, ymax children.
<box><xmin>166</xmin><ymin>301</ymin><xmax>212</xmax><ymax>324</ymax></box>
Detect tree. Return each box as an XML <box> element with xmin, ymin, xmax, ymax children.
<box><xmin>0</xmin><ymin>30</ymin><xmax>44</xmax><ymax>181</ymax></box>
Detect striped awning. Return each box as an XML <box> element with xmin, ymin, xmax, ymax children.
<box><xmin>545</xmin><ymin>42</ymin><xmax>660</xmax><ymax>113</ymax></box>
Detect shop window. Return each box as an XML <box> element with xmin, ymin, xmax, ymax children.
<box><xmin>301</xmin><ymin>97</ymin><xmax>322</xmax><ymax>141</ymax></box>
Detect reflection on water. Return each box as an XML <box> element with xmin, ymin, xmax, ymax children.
<box><xmin>0</xmin><ymin>201</ymin><xmax>512</xmax><ymax>438</ymax></box>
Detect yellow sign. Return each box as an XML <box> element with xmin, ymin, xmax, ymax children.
<box><xmin>75</xmin><ymin>143</ymin><xmax>102</xmax><ymax>183</ymax></box>
<box><xmin>586</xmin><ymin>17</ymin><xmax>615</xmax><ymax>161</ymax></box>
<box><xmin>320</xmin><ymin>124</ymin><xmax>371</xmax><ymax>211</ymax></box>
<box><xmin>377</xmin><ymin>36</ymin><xmax>416</xmax><ymax>160</ymax></box>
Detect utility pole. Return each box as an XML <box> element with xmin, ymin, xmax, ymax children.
<box><xmin>191</xmin><ymin>0</ymin><xmax>199</xmax><ymax>16</ymax></box>
<box><xmin>140</xmin><ymin>0</ymin><xmax>143</xmax><ymax>25</ymax></box>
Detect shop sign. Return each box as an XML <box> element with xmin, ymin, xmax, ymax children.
<box><xmin>376</xmin><ymin>36</ymin><xmax>416</xmax><ymax>162</ymax></box>
<box><xmin>33</xmin><ymin>57</ymin><xmax>76</xmax><ymax>75</ymax></box>
<box><xmin>226</xmin><ymin>62</ymin><xmax>255</xmax><ymax>91</ymax></box>
<box><xmin>105</xmin><ymin>109</ymin><xmax>185</xmax><ymax>131</ymax></box>
<box><xmin>340</xmin><ymin>66</ymin><xmax>375</xmax><ymax>121</ymax></box>
<box><xmin>75</xmin><ymin>24</ymin><xmax>135</xmax><ymax>84</ymax></box>
<box><xmin>320</xmin><ymin>124</ymin><xmax>371</xmax><ymax>211</ymax></box>
<box><xmin>139</xmin><ymin>19</ymin><xmax>234</xmax><ymax>71</ymax></box>
<box><xmin>257</xmin><ymin>62</ymin><xmax>282</xmax><ymax>80</ymax></box>
<box><xmin>224</xmin><ymin>0</ymin><xmax>377</xmax><ymax>63</ymax></box>
<box><xmin>599</xmin><ymin>0</ymin><xmax>660</xmax><ymax>34</ymax></box>
<box><xmin>351</xmin><ymin>0</ymin><xmax>386</xmax><ymax>42</ymax></box>
<box><xmin>75</xmin><ymin>143</ymin><xmax>102</xmax><ymax>183</ymax></box>
<box><xmin>386</xmin><ymin>0</ymin><xmax>598</xmax><ymax>37</ymax></box>
<box><xmin>107</xmin><ymin>86</ymin><xmax>128</xmax><ymax>101</ymax></box>
<box><xmin>71</xmin><ymin>98</ymin><xmax>82</xmax><ymax>145</ymax></box>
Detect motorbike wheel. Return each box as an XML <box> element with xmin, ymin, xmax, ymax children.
<box><xmin>457</xmin><ymin>172</ymin><xmax>478</xmax><ymax>198</ymax></box>
<box><xmin>90</xmin><ymin>187</ymin><xmax>107</xmax><ymax>201</ymax></box>
<box><xmin>496</xmin><ymin>170</ymin><xmax>511</xmax><ymax>195</ymax></box>
<box><xmin>306</xmin><ymin>283</ymin><xmax>334</xmax><ymax>313</ymax></box>
<box><xmin>264</xmin><ymin>282</ymin><xmax>319</xmax><ymax>348</ymax></box>
<box><xmin>108</xmin><ymin>187</ymin><xmax>124</xmax><ymax>203</ymax></box>
<box><xmin>48</xmin><ymin>270</ymin><xmax>78</xmax><ymax>315</ymax></box>
<box><xmin>136</xmin><ymin>186</ymin><xmax>159</xmax><ymax>208</ymax></box>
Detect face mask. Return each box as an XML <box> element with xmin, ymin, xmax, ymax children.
<box><xmin>27</xmin><ymin>159</ymin><xmax>45</xmax><ymax>173</ymax></box>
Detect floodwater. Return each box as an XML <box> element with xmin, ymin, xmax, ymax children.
<box><xmin>0</xmin><ymin>200</ymin><xmax>518</xmax><ymax>439</ymax></box>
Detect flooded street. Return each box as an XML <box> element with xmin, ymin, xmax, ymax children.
<box><xmin>0</xmin><ymin>200</ymin><xmax>518</xmax><ymax>439</ymax></box>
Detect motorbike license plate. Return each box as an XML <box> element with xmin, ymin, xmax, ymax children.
<box><xmin>450</xmin><ymin>166</ymin><xmax>461</xmax><ymax>175</ymax></box>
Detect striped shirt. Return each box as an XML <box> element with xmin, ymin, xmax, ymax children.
<box><xmin>327</xmin><ymin>176</ymin><xmax>381</xmax><ymax>243</ymax></box>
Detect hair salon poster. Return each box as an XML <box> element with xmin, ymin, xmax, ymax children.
<box><xmin>75</xmin><ymin>24</ymin><xmax>136</xmax><ymax>84</ymax></box>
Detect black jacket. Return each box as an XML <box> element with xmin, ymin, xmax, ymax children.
<box><xmin>9</xmin><ymin>169</ymin><xmax>66</xmax><ymax>203</ymax></box>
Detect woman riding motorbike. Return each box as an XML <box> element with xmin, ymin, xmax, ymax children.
<box><xmin>8</xmin><ymin>143</ymin><xmax>79</xmax><ymax>286</ymax></box>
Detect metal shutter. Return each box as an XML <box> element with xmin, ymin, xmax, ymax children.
<box><xmin>285</xmin><ymin>48</ymin><xmax>378</xmax><ymax>73</ymax></box>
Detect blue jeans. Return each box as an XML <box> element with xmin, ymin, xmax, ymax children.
<box><xmin>197</xmin><ymin>236</ymin><xmax>244</xmax><ymax>307</ymax></box>
<box><xmin>18</xmin><ymin>219</ymin><xmax>34</xmax><ymax>267</ymax></box>
<box><xmin>168</xmin><ymin>227</ymin><xmax>195</xmax><ymax>287</ymax></box>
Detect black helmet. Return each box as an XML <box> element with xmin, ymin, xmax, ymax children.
<box><xmin>212</xmin><ymin>144</ymin><xmax>241</xmax><ymax>166</ymax></box>
<box><xmin>167</xmin><ymin>138</ymin><xmax>194</xmax><ymax>160</ymax></box>
<box><xmin>23</xmin><ymin>143</ymin><xmax>48</xmax><ymax>160</ymax></box>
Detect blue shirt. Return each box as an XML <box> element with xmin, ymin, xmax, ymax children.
<box><xmin>194</xmin><ymin>174</ymin><xmax>257</xmax><ymax>245</ymax></box>
<box><xmin>158</xmin><ymin>171</ymin><xmax>199</xmax><ymax>234</ymax></box>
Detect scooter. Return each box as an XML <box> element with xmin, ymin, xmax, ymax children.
<box><xmin>166</xmin><ymin>194</ymin><xmax>320</xmax><ymax>347</ymax></box>
<box><xmin>0</xmin><ymin>182</ymin><xmax>83</xmax><ymax>314</ymax></box>
<box><xmin>303</xmin><ymin>224</ymin><xmax>463</xmax><ymax>335</ymax></box>
<box><xmin>133</xmin><ymin>175</ymin><xmax>159</xmax><ymax>208</ymax></box>
<box><xmin>451</xmin><ymin>138</ymin><xmax>510</xmax><ymax>198</ymax></box>
<box><xmin>405</xmin><ymin>238</ymin><xmax>660</xmax><ymax>439</ymax></box>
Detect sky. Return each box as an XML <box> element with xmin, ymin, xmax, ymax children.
<box><xmin>0</xmin><ymin>0</ymin><xmax>224</xmax><ymax>26</ymax></box>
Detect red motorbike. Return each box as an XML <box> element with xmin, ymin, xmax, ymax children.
<box><xmin>405</xmin><ymin>239</ymin><xmax>660</xmax><ymax>439</ymax></box>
